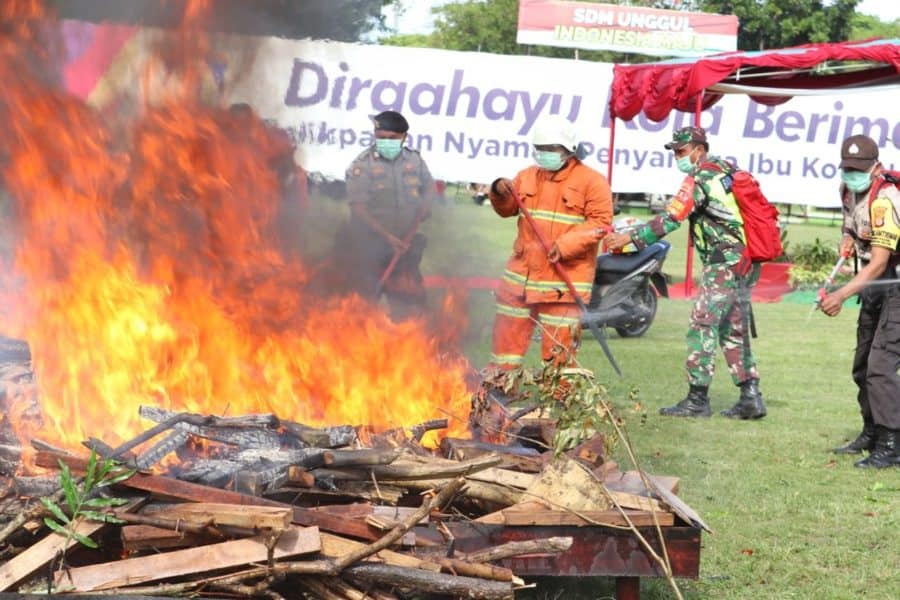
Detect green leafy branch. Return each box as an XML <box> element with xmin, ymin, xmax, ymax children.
<box><xmin>534</xmin><ymin>364</ymin><xmax>619</xmax><ymax>458</ymax></box>
<box><xmin>40</xmin><ymin>451</ymin><xmax>135</xmax><ymax>550</ymax></box>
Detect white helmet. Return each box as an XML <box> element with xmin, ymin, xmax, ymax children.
<box><xmin>532</xmin><ymin>116</ymin><xmax>578</xmax><ymax>153</ymax></box>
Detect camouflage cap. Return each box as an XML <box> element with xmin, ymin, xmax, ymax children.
<box><xmin>664</xmin><ymin>126</ymin><xmax>707</xmax><ymax>150</ymax></box>
<box><xmin>839</xmin><ymin>134</ymin><xmax>878</xmax><ymax>171</ymax></box>
<box><xmin>371</xmin><ymin>110</ymin><xmax>409</xmax><ymax>134</ymax></box>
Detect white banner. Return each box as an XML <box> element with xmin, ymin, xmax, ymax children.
<box><xmin>227</xmin><ymin>38</ymin><xmax>900</xmax><ymax>209</ymax></box>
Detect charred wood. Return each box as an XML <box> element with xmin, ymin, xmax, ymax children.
<box><xmin>138</xmin><ymin>406</ymin><xmax>299</xmax><ymax>450</ymax></box>
<box><xmin>281</xmin><ymin>421</ymin><xmax>356</xmax><ymax>448</ymax></box>
<box><xmin>0</xmin><ymin>444</ymin><xmax>20</xmax><ymax>477</ymax></box>
<box><xmin>11</xmin><ymin>476</ymin><xmax>59</xmax><ymax>498</ymax></box>
<box><xmin>135</xmin><ymin>430</ymin><xmax>191</xmax><ymax>470</ymax></box>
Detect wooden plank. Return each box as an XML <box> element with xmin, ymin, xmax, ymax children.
<box><xmin>35</xmin><ymin>451</ymin><xmax>387</xmax><ymax>542</ymax></box>
<box><xmin>55</xmin><ymin>525</ymin><xmax>321</xmax><ymax>592</ymax></box>
<box><xmin>466</xmin><ymin>467</ymin><xmax>534</xmax><ymax>490</ymax></box>
<box><xmin>0</xmin><ymin>498</ymin><xmax>144</xmax><ymax>592</ymax></box>
<box><xmin>142</xmin><ymin>502</ymin><xmax>292</xmax><ymax>530</ymax></box>
<box><xmin>474</xmin><ymin>507</ymin><xmax>673</xmax><ymax>527</ymax></box>
<box><xmin>120</xmin><ymin>525</ymin><xmax>209</xmax><ymax>551</ymax></box>
<box><xmin>604</xmin><ymin>470</ymin><xmax>680</xmax><ymax>496</ymax></box>
<box><xmin>319</xmin><ymin>532</ymin><xmax>440</xmax><ymax>572</ymax></box>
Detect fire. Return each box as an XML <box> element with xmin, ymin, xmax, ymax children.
<box><xmin>0</xmin><ymin>1</ymin><xmax>472</xmax><ymax>457</ymax></box>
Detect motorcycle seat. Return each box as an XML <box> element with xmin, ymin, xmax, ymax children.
<box><xmin>596</xmin><ymin>240</ymin><xmax>671</xmax><ymax>274</ymax></box>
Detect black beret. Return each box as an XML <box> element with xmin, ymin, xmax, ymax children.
<box><xmin>371</xmin><ymin>110</ymin><xmax>409</xmax><ymax>134</ymax></box>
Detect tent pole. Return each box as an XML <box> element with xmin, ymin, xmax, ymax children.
<box><xmin>607</xmin><ymin>116</ymin><xmax>616</xmax><ymax>186</ymax></box>
<box><xmin>683</xmin><ymin>92</ymin><xmax>704</xmax><ymax>297</ymax></box>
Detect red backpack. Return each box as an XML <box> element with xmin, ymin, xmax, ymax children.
<box><xmin>867</xmin><ymin>170</ymin><xmax>900</xmax><ymax>206</ymax></box>
<box><xmin>701</xmin><ymin>162</ymin><xmax>784</xmax><ymax>263</ymax></box>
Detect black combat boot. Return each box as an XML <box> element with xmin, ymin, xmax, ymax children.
<box><xmin>659</xmin><ymin>385</ymin><xmax>710</xmax><ymax>417</ymax></box>
<box><xmin>720</xmin><ymin>379</ymin><xmax>766</xmax><ymax>419</ymax></box>
<box><xmin>854</xmin><ymin>427</ymin><xmax>900</xmax><ymax>469</ymax></box>
<box><xmin>832</xmin><ymin>418</ymin><xmax>876</xmax><ymax>454</ymax></box>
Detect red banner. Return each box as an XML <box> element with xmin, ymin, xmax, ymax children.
<box><xmin>517</xmin><ymin>0</ymin><xmax>737</xmax><ymax>57</ymax></box>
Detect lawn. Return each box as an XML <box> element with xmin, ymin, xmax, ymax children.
<box><xmin>300</xmin><ymin>192</ymin><xmax>899</xmax><ymax>599</ymax></box>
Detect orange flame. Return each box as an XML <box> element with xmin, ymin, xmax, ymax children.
<box><xmin>0</xmin><ymin>1</ymin><xmax>472</xmax><ymax>456</ymax></box>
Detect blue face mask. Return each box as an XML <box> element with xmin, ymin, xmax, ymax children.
<box><xmin>534</xmin><ymin>150</ymin><xmax>566</xmax><ymax>171</ymax></box>
<box><xmin>375</xmin><ymin>138</ymin><xmax>403</xmax><ymax>160</ymax></box>
<box><xmin>841</xmin><ymin>169</ymin><xmax>872</xmax><ymax>193</ymax></box>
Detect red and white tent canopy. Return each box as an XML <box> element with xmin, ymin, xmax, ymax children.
<box><xmin>606</xmin><ymin>38</ymin><xmax>900</xmax><ymax>297</ymax></box>
<box><xmin>609</xmin><ymin>38</ymin><xmax>900</xmax><ymax>122</ymax></box>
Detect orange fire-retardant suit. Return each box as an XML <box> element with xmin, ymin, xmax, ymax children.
<box><xmin>487</xmin><ymin>121</ymin><xmax>612</xmax><ymax>371</ymax></box>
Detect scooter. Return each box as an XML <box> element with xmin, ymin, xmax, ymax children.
<box><xmin>581</xmin><ymin>239</ymin><xmax>671</xmax><ymax>338</ymax></box>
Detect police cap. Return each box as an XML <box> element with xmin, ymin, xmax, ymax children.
<box><xmin>371</xmin><ymin>110</ymin><xmax>409</xmax><ymax>134</ymax></box>
<box><xmin>839</xmin><ymin>135</ymin><xmax>878</xmax><ymax>171</ymax></box>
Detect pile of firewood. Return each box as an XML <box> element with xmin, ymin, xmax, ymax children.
<box><xmin>0</xmin><ymin>364</ymin><xmax>706</xmax><ymax>599</ymax></box>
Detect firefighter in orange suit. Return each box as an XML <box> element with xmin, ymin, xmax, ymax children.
<box><xmin>486</xmin><ymin>116</ymin><xmax>613</xmax><ymax>374</ymax></box>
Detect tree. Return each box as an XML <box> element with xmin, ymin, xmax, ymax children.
<box><xmin>699</xmin><ymin>0</ymin><xmax>862</xmax><ymax>50</ymax></box>
<box><xmin>851</xmin><ymin>12</ymin><xmax>900</xmax><ymax>41</ymax></box>
<box><xmin>52</xmin><ymin>0</ymin><xmax>395</xmax><ymax>42</ymax></box>
<box><xmin>383</xmin><ymin>0</ymin><xmax>875</xmax><ymax>58</ymax></box>
<box><xmin>382</xmin><ymin>0</ymin><xmax>643</xmax><ymax>63</ymax></box>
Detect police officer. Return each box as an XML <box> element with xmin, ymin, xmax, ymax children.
<box><xmin>341</xmin><ymin>110</ymin><xmax>435</xmax><ymax>320</ymax></box>
<box><xmin>605</xmin><ymin>127</ymin><xmax>765</xmax><ymax>419</ymax></box>
<box><xmin>831</xmin><ymin>135</ymin><xmax>888</xmax><ymax>455</ymax></box>
<box><xmin>822</xmin><ymin>138</ymin><xmax>900</xmax><ymax>469</ymax></box>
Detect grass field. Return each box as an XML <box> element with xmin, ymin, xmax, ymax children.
<box><xmin>299</xmin><ymin>192</ymin><xmax>899</xmax><ymax>599</ymax></box>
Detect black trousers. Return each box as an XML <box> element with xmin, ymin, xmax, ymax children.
<box><xmin>851</xmin><ymin>289</ymin><xmax>884</xmax><ymax>422</ymax></box>
<box><xmin>867</xmin><ymin>286</ymin><xmax>900</xmax><ymax>430</ymax></box>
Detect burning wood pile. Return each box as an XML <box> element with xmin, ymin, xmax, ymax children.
<box><xmin>0</xmin><ymin>2</ymin><xmax>705</xmax><ymax>597</ymax></box>
<box><xmin>0</xmin><ymin>358</ymin><xmax>704</xmax><ymax>599</ymax></box>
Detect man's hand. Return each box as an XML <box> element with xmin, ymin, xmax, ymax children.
<box><xmin>604</xmin><ymin>232</ymin><xmax>632</xmax><ymax>251</ymax></box>
<box><xmin>387</xmin><ymin>234</ymin><xmax>410</xmax><ymax>255</ymax></box>
<box><xmin>839</xmin><ymin>235</ymin><xmax>855</xmax><ymax>259</ymax></box>
<box><xmin>548</xmin><ymin>243</ymin><xmax>561</xmax><ymax>263</ymax></box>
<box><xmin>820</xmin><ymin>290</ymin><xmax>845</xmax><ymax>317</ymax></box>
<box><xmin>492</xmin><ymin>178</ymin><xmax>514</xmax><ymax>199</ymax></box>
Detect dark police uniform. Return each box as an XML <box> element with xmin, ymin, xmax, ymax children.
<box><xmin>342</xmin><ymin>141</ymin><xmax>435</xmax><ymax>320</ymax></box>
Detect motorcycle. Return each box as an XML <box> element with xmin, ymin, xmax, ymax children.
<box><xmin>581</xmin><ymin>237</ymin><xmax>671</xmax><ymax>338</ymax></box>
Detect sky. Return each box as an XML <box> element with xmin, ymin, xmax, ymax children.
<box><xmin>384</xmin><ymin>0</ymin><xmax>900</xmax><ymax>36</ymax></box>
<box><xmin>856</xmin><ymin>0</ymin><xmax>900</xmax><ymax>21</ymax></box>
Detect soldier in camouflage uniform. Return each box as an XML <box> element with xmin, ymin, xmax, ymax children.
<box><xmin>605</xmin><ymin>126</ymin><xmax>766</xmax><ymax>419</ymax></box>
<box><xmin>340</xmin><ymin>110</ymin><xmax>436</xmax><ymax>321</ymax></box>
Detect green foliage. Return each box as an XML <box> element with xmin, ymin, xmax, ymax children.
<box><xmin>41</xmin><ymin>451</ymin><xmax>134</xmax><ymax>551</ymax></box>
<box><xmin>381</xmin><ymin>0</ymin><xmax>653</xmax><ymax>63</ymax></box>
<box><xmin>700</xmin><ymin>0</ymin><xmax>862</xmax><ymax>50</ymax></box>
<box><xmin>380</xmin><ymin>0</ymin><xmax>881</xmax><ymax>59</ymax></box>
<box><xmin>535</xmin><ymin>365</ymin><xmax>620</xmax><ymax>457</ymax></box>
<box><xmin>851</xmin><ymin>12</ymin><xmax>900</xmax><ymax>40</ymax></box>
<box><xmin>786</xmin><ymin>237</ymin><xmax>850</xmax><ymax>289</ymax></box>
<box><xmin>485</xmin><ymin>363</ymin><xmax>620</xmax><ymax>457</ymax></box>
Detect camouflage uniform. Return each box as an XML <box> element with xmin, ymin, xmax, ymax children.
<box><xmin>631</xmin><ymin>155</ymin><xmax>759</xmax><ymax>388</ymax></box>
<box><xmin>341</xmin><ymin>145</ymin><xmax>435</xmax><ymax>319</ymax></box>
